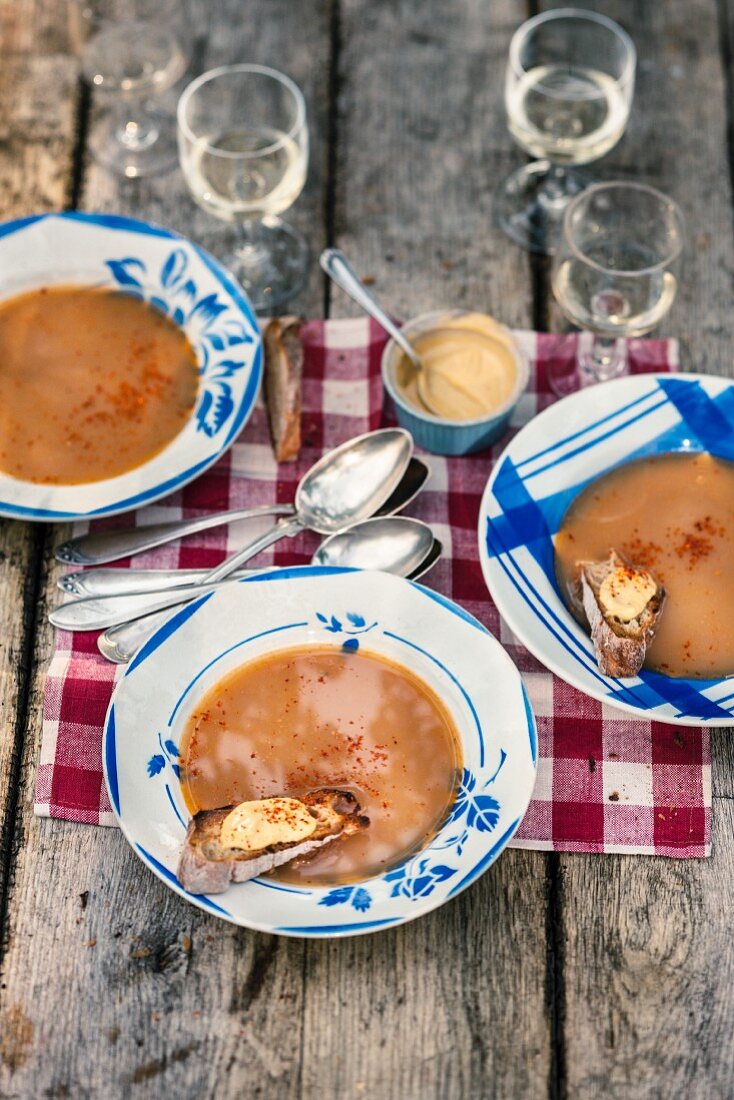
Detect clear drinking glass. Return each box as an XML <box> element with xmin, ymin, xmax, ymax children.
<box><xmin>549</xmin><ymin>181</ymin><xmax>685</xmax><ymax>397</ymax></box>
<box><xmin>177</xmin><ymin>64</ymin><xmax>310</xmax><ymax>312</ymax></box>
<box><xmin>69</xmin><ymin>0</ymin><xmax>190</xmax><ymax>178</ymax></box>
<box><xmin>499</xmin><ymin>8</ymin><xmax>636</xmax><ymax>255</ymax></box>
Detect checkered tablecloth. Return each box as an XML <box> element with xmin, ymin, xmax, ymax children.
<box><xmin>37</xmin><ymin>319</ymin><xmax>711</xmax><ymax>855</ymax></box>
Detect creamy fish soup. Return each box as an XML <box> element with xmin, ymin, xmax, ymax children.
<box><xmin>181</xmin><ymin>646</ymin><xmax>463</xmax><ymax>885</ymax></box>
<box><xmin>0</xmin><ymin>285</ymin><xmax>198</xmax><ymax>484</ymax></box>
<box><xmin>554</xmin><ymin>452</ymin><xmax>734</xmax><ymax>679</ymax></box>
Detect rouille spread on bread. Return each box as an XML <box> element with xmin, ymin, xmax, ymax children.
<box><xmin>177</xmin><ymin>789</ymin><xmax>369</xmax><ymax>895</ymax></box>
<box><xmin>577</xmin><ymin>550</ymin><xmax>666</xmax><ymax>678</ymax></box>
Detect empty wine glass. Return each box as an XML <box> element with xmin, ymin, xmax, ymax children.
<box><xmin>499</xmin><ymin>9</ymin><xmax>636</xmax><ymax>254</ymax></box>
<box><xmin>549</xmin><ymin>181</ymin><xmax>685</xmax><ymax>396</ymax></box>
<box><xmin>177</xmin><ymin>64</ymin><xmax>310</xmax><ymax>312</ymax></box>
<box><xmin>69</xmin><ymin>0</ymin><xmax>190</xmax><ymax>178</ymax></box>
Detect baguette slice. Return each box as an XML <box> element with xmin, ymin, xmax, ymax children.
<box><xmin>178</xmin><ymin>788</ymin><xmax>368</xmax><ymax>895</ymax></box>
<box><xmin>263</xmin><ymin>316</ymin><xmax>303</xmax><ymax>462</ymax></box>
<box><xmin>577</xmin><ymin>550</ymin><xmax>666</xmax><ymax>678</ymax></box>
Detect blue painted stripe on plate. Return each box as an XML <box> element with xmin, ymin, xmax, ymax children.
<box><xmin>658</xmin><ymin>377</ymin><xmax>734</xmax><ymax>460</ymax></box>
<box><xmin>276</xmin><ymin>918</ymin><xmax>402</xmax><ymax>934</ymax></box>
<box><xmin>104</xmin><ymin>705</ymin><xmax>120</xmax><ymax>815</ymax></box>
<box><xmin>448</xmin><ymin>818</ymin><xmax>521</xmax><ymax>896</ymax></box>
<box><xmin>0</xmin><ymin>213</ymin><xmax>45</xmax><ymax>240</ymax></box>
<box><xmin>126</xmin><ymin>592</ymin><xmax>215</xmax><ymax>674</ymax></box>
<box><xmin>164</xmin><ymin>783</ymin><xmax>186</xmax><ymax>829</ymax></box>
<box><xmin>515</xmin><ymin>387</ymin><xmax>661</xmax><ymax>470</ymax></box>
<box><xmin>239</xmin><ymin>565</ymin><xmax>356</xmax><ymax>583</ymax></box>
<box><xmin>253</xmin><ymin>878</ymin><xmax>311</xmax><ymax>895</ymax></box>
<box><xmin>411</xmin><ymin>583</ymin><xmax>490</xmax><ymax>633</ymax></box>
<box><xmin>167</xmin><ymin>621</ymin><xmax>309</xmax><ymax>726</ymax></box>
<box><xmin>135</xmin><ymin>844</ymin><xmax>231</xmax><ymax>916</ymax></box>
<box><xmin>383</xmin><ymin>630</ymin><xmax>486</xmax><ymax>767</ymax></box>
<box><xmin>522</xmin><ymin>683</ymin><xmax>538</xmax><ymax>764</ymax></box>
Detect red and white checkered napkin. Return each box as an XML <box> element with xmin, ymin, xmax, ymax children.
<box><xmin>37</xmin><ymin>320</ymin><xmax>711</xmax><ymax>855</ymax></box>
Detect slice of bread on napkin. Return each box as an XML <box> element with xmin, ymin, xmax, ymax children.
<box><xmin>263</xmin><ymin>316</ymin><xmax>303</xmax><ymax>462</ymax></box>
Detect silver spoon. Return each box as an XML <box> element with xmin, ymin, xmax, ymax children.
<box><xmin>320</xmin><ymin>248</ymin><xmax>442</xmax><ymax>416</ymax></box>
<box><xmin>97</xmin><ymin>529</ymin><xmax>443</xmax><ymax>664</ymax></box>
<box><xmin>50</xmin><ymin>511</ymin><xmax>432</xmax><ymax>633</ymax></box>
<box><xmin>54</xmin><ymin>455</ymin><xmax>429</xmax><ymax>568</ymax></box>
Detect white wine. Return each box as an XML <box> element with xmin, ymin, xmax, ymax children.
<box><xmin>183</xmin><ymin>128</ymin><xmax>307</xmax><ymax>221</ymax></box>
<box><xmin>553</xmin><ymin>254</ymin><xmax>678</xmax><ymax>338</ymax></box>
<box><xmin>506</xmin><ymin>64</ymin><xmax>629</xmax><ymax>165</ymax></box>
<box><xmin>81</xmin><ymin>23</ymin><xmax>187</xmax><ymax>95</ymax></box>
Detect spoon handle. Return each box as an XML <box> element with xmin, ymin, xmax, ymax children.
<box><xmin>54</xmin><ymin>502</ymin><xmax>296</xmax><ymax>566</ymax></box>
<box><xmin>99</xmin><ymin>609</ymin><xmax>184</xmax><ymax>663</ymax></box>
<box><xmin>320</xmin><ymin>249</ymin><xmax>420</xmax><ymax>368</ymax></box>
<box><xmin>50</xmin><ymin>580</ymin><xmax>229</xmax><ymax>632</ymax></box>
<box><xmin>58</xmin><ymin>566</ymin><xmax>255</xmax><ymax>598</ymax></box>
<box><xmin>202</xmin><ymin>515</ymin><xmax>304</xmax><ymax>583</ymax></box>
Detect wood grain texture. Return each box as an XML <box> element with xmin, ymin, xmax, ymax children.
<box><xmin>0</xmin><ymin>3</ymin><xmax>327</xmax><ymax>1098</ymax></box>
<box><xmin>540</xmin><ymin>3</ymin><xmax>734</xmax><ymax>1096</ymax></box>
<box><xmin>0</xmin><ymin>0</ymin><xmax>76</xmax><ymax>974</ymax></box>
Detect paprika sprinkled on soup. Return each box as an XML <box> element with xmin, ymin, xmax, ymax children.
<box><xmin>0</xmin><ymin>285</ymin><xmax>198</xmax><ymax>484</ymax></box>
<box><xmin>180</xmin><ymin>646</ymin><xmax>463</xmax><ymax>885</ymax></box>
<box><xmin>554</xmin><ymin>452</ymin><xmax>734</xmax><ymax>679</ymax></box>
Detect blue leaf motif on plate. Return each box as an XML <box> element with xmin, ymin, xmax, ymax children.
<box><xmin>161</xmin><ymin>247</ymin><xmax>188</xmax><ymax>289</ymax></box>
<box><xmin>318</xmin><ymin>886</ymin><xmax>372</xmax><ymax>912</ymax></box>
<box><xmin>467</xmin><ymin>793</ymin><xmax>500</xmax><ymax>833</ymax></box>
<box><xmin>164</xmin><ymin>740</ymin><xmax>179</xmax><ymax>758</ymax></box>
<box><xmin>147</xmin><ymin>754</ymin><xmax>166</xmax><ymax>778</ymax></box>
<box><xmin>342</xmin><ymin>638</ymin><xmax>359</xmax><ymax>653</ymax></box>
<box><xmin>196</xmin><ymin>384</ymin><xmax>234</xmax><ymax>437</ymax></box>
<box><xmin>385</xmin><ymin>859</ymin><xmax>457</xmax><ymax>901</ymax></box>
<box><xmin>346</xmin><ymin>612</ymin><xmax>366</xmax><ymax>628</ymax></box>
<box><xmin>106</xmin><ymin>257</ymin><xmax>146</xmax><ymax>287</ymax></box>
<box><xmin>189</xmin><ymin>292</ymin><xmax>228</xmax><ymax>328</ymax></box>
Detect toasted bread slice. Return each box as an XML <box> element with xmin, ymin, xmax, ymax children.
<box><xmin>577</xmin><ymin>550</ymin><xmax>665</xmax><ymax>678</ymax></box>
<box><xmin>177</xmin><ymin>788</ymin><xmax>368</xmax><ymax>895</ymax></box>
<box><xmin>263</xmin><ymin>316</ymin><xmax>303</xmax><ymax>462</ymax></box>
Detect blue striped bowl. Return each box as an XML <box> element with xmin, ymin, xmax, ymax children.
<box><xmin>478</xmin><ymin>373</ymin><xmax>734</xmax><ymax>727</ymax></box>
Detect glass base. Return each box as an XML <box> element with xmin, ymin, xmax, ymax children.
<box><xmin>229</xmin><ymin>219</ymin><xmax>311</xmax><ymax>312</ymax></box>
<box><xmin>547</xmin><ymin>334</ymin><xmax>629</xmax><ymax>397</ymax></box>
<box><xmin>88</xmin><ymin>110</ymin><xmax>178</xmax><ymax>179</ymax></box>
<box><xmin>496</xmin><ymin>160</ymin><xmax>594</xmax><ymax>255</ymax></box>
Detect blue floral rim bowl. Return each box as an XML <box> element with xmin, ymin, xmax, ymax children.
<box><xmin>381</xmin><ymin>311</ymin><xmax>529</xmax><ymax>456</ymax></box>
<box><xmin>0</xmin><ymin>211</ymin><xmax>262</xmax><ymax>521</ymax></box>
<box><xmin>103</xmin><ymin>567</ymin><xmax>537</xmax><ymax>938</ymax></box>
<box><xmin>478</xmin><ymin>372</ymin><xmax>734</xmax><ymax>727</ymax></box>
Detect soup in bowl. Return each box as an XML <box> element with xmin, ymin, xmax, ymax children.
<box><xmin>103</xmin><ymin>568</ymin><xmax>537</xmax><ymax>936</ymax></box>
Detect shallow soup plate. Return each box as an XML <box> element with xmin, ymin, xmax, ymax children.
<box><xmin>103</xmin><ymin>568</ymin><xmax>537</xmax><ymax>937</ymax></box>
<box><xmin>478</xmin><ymin>372</ymin><xmax>734</xmax><ymax>726</ymax></box>
<box><xmin>0</xmin><ymin>211</ymin><xmax>261</xmax><ymax>521</ymax></box>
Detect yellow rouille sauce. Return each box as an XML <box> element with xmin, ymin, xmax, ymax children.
<box><xmin>394</xmin><ymin>312</ymin><xmax>519</xmax><ymax>421</ymax></box>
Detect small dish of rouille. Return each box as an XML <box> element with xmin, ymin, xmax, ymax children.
<box><xmin>103</xmin><ymin>568</ymin><xmax>537</xmax><ymax>937</ymax></box>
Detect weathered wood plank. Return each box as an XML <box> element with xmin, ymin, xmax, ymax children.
<box><xmin>0</xmin><ymin>2</ymin><xmax>330</xmax><ymax>1097</ymax></box>
<box><xmin>0</xmin><ymin>0</ymin><xmax>77</xmax><ymax>973</ymax></box>
<box><xmin>303</xmin><ymin>3</ymin><xmax>552</xmax><ymax>1099</ymax></box>
<box><xmin>539</xmin><ymin>1</ymin><xmax>734</xmax><ymax>1094</ymax></box>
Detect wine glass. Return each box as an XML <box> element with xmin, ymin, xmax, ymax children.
<box><xmin>549</xmin><ymin>182</ymin><xmax>685</xmax><ymax>397</ymax></box>
<box><xmin>498</xmin><ymin>8</ymin><xmax>636</xmax><ymax>255</ymax></box>
<box><xmin>177</xmin><ymin>64</ymin><xmax>310</xmax><ymax>312</ymax></box>
<box><xmin>69</xmin><ymin>0</ymin><xmax>191</xmax><ymax>179</ymax></box>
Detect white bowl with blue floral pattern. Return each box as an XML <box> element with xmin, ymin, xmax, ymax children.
<box><xmin>478</xmin><ymin>373</ymin><xmax>734</xmax><ymax>727</ymax></box>
<box><xmin>0</xmin><ymin>212</ymin><xmax>261</xmax><ymax>521</ymax></box>
<box><xmin>103</xmin><ymin>567</ymin><xmax>537</xmax><ymax>937</ymax></box>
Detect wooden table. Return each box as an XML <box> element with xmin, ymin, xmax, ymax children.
<box><xmin>1</xmin><ymin>2</ymin><xmax>733</xmax><ymax>1096</ymax></box>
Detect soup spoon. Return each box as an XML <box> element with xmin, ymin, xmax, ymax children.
<box><xmin>320</xmin><ymin>248</ymin><xmax>443</xmax><ymax>416</ymax></box>
<box><xmin>54</xmin><ymin>453</ymin><xmax>428</xmax><ymax>568</ymax></box>
<box><xmin>97</xmin><ymin>531</ymin><xmax>443</xmax><ymax>664</ymax></box>
<box><xmin>50</xmin><ymin>516</ymin><xmax>436</xmax><ymax>633</ymax></box>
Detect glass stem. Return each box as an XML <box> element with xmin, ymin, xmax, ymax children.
<box><xmin>540</xmin><ymin>163</ymin><xmax>569</xmax><ymax>205</ymax></box>
<box><xmin>577</xmin><ymin>333</ymin><xmax>628</xmax><ymax>383</ymax></box>
<box><xmin>236</xmin><ymin>220</ymin><xmax>269</xmax><ymax>268</ymax></box>
<box><xmin>112</xmin><ymin>99</ymin><xmax>160</xmax><ymax>152</ymax></box>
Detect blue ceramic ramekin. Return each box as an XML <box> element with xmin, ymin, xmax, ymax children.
<box><xmin>381</xmin><ymin>311</ymin><xmax>529</xmax><ymax>456</ymax></box>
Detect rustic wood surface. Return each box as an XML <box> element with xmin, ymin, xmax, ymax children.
<box><xmin>0</xmin><ymin>1</ymin><xmax>733</xmax><ymax>1097</ymax></box>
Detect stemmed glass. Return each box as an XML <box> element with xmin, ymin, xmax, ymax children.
<box><xmin>499</xmin><ymin>8</ymin><xmax>636</xmax><ymax>254</ymax></box>
<box><xmin>69</xmin><ymin>0</ymin><xmax>190</xmax><ymax>178</ymax></box>
<box><xmin>177</xmin><ymin>64</ymin><xmax>310</xmax><ymax>312</ymax></box>
<box><xmin>549</xmin><ymin>182</ymin><xmax>685</xmax><ymax>396</ymax></box>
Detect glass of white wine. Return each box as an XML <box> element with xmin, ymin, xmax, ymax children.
<box><xmin>499</xmin><ymin>8</ymin><xmax>636</xmax><ymax>254</ymax></box>
<box><xmin>177</xmin><ymin>64</ymin><xmax>309</xmax><ymax>312</ymax></box>
<box><xmin>69</xmin><ymin>0</ymin><xmax>190</xmax><ymax>178</ymax></box>
<box><xmin>549</xmin><ymin>181</ymin><xmax>684</xmax><ymax>396</ymax></box>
